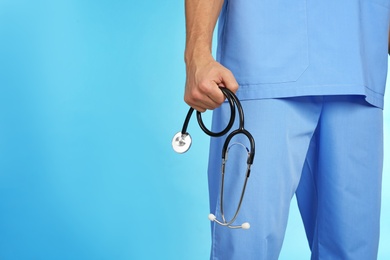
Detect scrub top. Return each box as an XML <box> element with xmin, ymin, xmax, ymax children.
<box><xmin>216</xmin><ymin>0</ymin><xmax>390</xmax><ymax>108</ymax></box>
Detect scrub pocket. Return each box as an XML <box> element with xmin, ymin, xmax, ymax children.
<box><xmin>217</xmin><ymin>0</ymin><xmax>309</xmax><ymax>85</ymax></box>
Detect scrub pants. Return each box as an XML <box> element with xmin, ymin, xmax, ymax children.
<box><xmin>208</xmin><ymin>95</ymin><xmax>383</xmax><ymax>260</ymax></box>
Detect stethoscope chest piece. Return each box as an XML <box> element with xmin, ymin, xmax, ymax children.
<box><xmin>172</xmin><ymin>132</ymin><xmax>192</xmax><ymax>154</ymax></box>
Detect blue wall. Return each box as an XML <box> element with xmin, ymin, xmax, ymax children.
<box><xmin>0</xmin><ymin>1</ymin><xmax>389</xmax><ymax>259</ymax></box>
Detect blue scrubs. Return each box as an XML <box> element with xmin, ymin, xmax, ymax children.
<box><xmin>208</xmin><ymin>96</ymin><xmax>383</xmax><ymax>259</ymax></box>
<box><xmin>208</xmin><ymin>0</ymin><xmax>389</xmax><ymax>258</ymax></box>
<box><xmin>217</xmin><ymin>0</ymin><xmax>390</xmax><ymax>108</ymax></box>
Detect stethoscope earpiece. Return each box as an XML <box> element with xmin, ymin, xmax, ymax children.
<box><xmin>241</xmin><ymin>222</ymin><xmax>250</xmax><ymax>230</ymax></box>
<box><xmin>208</xmin><ymin>213</ymin><xmax>216</xmax><ymax>221</ymax></box>
<box><xmin>173</xmin><ymin>87</ymin><xmax>255</xmax><ymax>230</ymax></box>
<box><xmin>208</xmin><ymin>213</ymin><xmax>251</xmax><ymax>229</ymax></box>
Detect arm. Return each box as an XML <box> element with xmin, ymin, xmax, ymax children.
<box><xmin>184</xmin><ymin>0</ymin><xmax>238</xmax><ymax>112</ymax></box>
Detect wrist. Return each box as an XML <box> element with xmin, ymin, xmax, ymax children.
<box><xmin>185</xmin><ymin>52</ymin><xmax>214</xmax><ymax>70</ymax></box>
<box><xmin>184</xmin><ymin>44</ymin><xmax>213</xmax><ymax>65</ymax></box>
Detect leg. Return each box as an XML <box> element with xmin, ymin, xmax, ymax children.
<box><xmin>297</xmin><ymin>95</ymin><xmax>383</xmax><ymax>259</ymax></box>
<box><xmin>208</xmin><ymin>97</ymin><xmax>323</xmax><ymax>260</ymax></box>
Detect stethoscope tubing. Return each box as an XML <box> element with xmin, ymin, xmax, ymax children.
<box><xmin>175</xmin><ymin>87</ymin><xmax>255</xmax><ymax>229</ymax></box>
<box><xmin>180</xmin><ymin>88</ymin><xmax>236</xmax><ymax>138</ymax></box>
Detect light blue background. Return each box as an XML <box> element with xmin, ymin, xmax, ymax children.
<box><xmin>0</xmin><ymin>1</ymin><xmax>389</xmax><ymax>259</ymax></box>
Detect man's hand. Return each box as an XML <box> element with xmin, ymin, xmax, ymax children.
<box><xmin>184</xmin><ymin>0</ymin><xmax>238</xmax><ymax>112</ymax></box>
<box><xmin>184</xmin><ymin>55</ymin><xmax>238</xmax><ymax>112</ymax></box>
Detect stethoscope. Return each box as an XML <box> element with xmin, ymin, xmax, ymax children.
<box><xmin>172</xmin><ymin>87</ymin><xmax>255</xmax><ymax>230</ymax></box>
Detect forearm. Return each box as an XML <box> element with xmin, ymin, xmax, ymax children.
<box><xmin>183</xmin><ymin>0</ymin><xmax>237</xmax><ymax>112</ymax></box>
<box><xmin>184</xmin><ymin>0</ymin><xmax>224</xmax><ymax>64</ymax></box>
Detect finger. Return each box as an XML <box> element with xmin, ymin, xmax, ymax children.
<box><xmin>194</xmin><ymin>80</ymin><xmax>225</xmax><ymax>108</ymax></box>
<box><xmin>187</xmin><ymin>97</ymin><xmax>217</xmax><ymax>112</ymax></box>
<box><xmin>194</xmin><ymin>78</ymin><xmax>225</xmax><ymax>106</ymax></box>
<box><xmin>206</xmin><ymin>82</ymin><xmax>226</xmax><ymax>105</ymax></box>
<box><xmin>191</xmin><ymin>104</ymin><xmax>207</xmax><ymax>113</ymax></box>
<box><xmin>184</xmin><ymin>88</ymin><xmax>220</xmax><ymax>111</ymax></box>
<box><xmin>192</xmin><ymin>96</ymin><xmax>220</xmax><ymax>111</ymax></box>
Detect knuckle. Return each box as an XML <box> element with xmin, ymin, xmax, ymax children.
<box><xmin>191</xmin><ymin>91</ymin><xmax>203</xmax><ymax>102</ymax></box>
<box><xmin>198</xmin><ymin>81</ymin><xmax>210</xmax><ymax>93</ymax></box>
